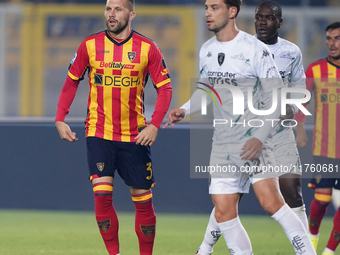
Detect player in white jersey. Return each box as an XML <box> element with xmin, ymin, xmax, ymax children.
<box><xmin>255</xmin><ymin>0</ymin><xmax>308</xmax><ymax>229</ymax></box>
<box><xmin>191</xmin><ymin>1</ymin><xmax>310</xmax><ymax>254</ymax></box>
<box><xmin>164</xmin><ymin>0</ymin><xmax>316</xmax><ymax>254</ymax></box>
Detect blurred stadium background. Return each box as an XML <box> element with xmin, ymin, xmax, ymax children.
<box><xmin>0</xmin><ymin>0</ymin><xmax>339</xmax><ymax>119</ymax></box>
<box><xmin>0</xmin><ymin>0</ymin><xmax>339</xmax><ymax>249</ymax></box>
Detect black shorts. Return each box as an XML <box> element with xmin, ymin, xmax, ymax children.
<box><xmin>86</xmin><ymin>137</ymin><xmax>155</xmax><ymax>189</ymax></box>
<box><xmin>308</xmin><ymin>156</ymin><xmax>340</xmax><ymax>190</ymax></box>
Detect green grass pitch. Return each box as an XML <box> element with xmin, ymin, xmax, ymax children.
<box><xmin>0</xmin><ymin>209</ymin><xmax>335</xmax><ymax>255</ymax></box>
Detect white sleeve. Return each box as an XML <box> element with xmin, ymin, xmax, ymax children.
<box><xmin>180</xmin><ymin>88</ymin><xmax>213</xmax><ymax>117</ymax></box>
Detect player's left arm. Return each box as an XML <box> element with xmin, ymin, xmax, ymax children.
<box><xmin>135</xmin><ymin>43</ymin><xmax>172</xmax><ymax>146</ymax></box>
<box><xmin>241</xmin><ymin>86</ymin><xmax>283</xmax><ymax>160</ymax></box>
<box><xmin>241</xmin><ymin>44</ymin><xmax>283</xmax><ymax>160</ymax></box>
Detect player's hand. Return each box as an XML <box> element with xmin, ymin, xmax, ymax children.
<box><xmin>55</xmin><ymin>121</ymin><xmax>78</xmax><ymax>142</ymax></box>
<box><xmin>162</xmin><ymin>108</ymin><xmax>186</xmax><ymax>129</ymax></box>
<box><xmin>279</xmin><ymin>104</ymin><xmax>294</xmax><ymax>120</ymax></box>
<box><xmin>135</xmin><ymin>124</ymin><xmax>158</xmax><ymax>146</ymax></box>
<box><xmin>240</xmin><ymin>138</ymin><xmax>263</xmax><ymax>160</ymax></box>
<box><xmin>295</xmin><ymin>122</ymin><xmax>308</xmax><ymax>148</ymax></box>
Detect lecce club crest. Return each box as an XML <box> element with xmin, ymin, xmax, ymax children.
<box><xmin>140</xmin><ymin>224</ymin><xmax>155</xmax><ymax>237</ymax></box>
<box><xmin>97</xmin><ymin>219</ymin><xmax>111</xmax><ymax>232</ymax></box>
<box><xmin>128</xmin><ymin>52</ymin><xmax>136</xmax><ymax>62</ymax></box>
<box><xmin>334</xmin><ymin>231</ymin><xmax>340</xmax><ymax>242</ymax></box>
<box><xmin>96</xmin><ymin>162</ymin><xmax>105</xmax><ymax>172</ymax></box>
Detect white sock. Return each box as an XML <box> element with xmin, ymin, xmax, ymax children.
<box><xmin>323</xmin><ymin>247</ymin><xmax>335</xmax><ymax>254</ymax></box>
<box><xmin>197</xmin><ymin>208</ymin><xmax>221</xmax><ymax>255</ymax></box>
<box><xmin>272</xmin><ymin>203</ymin><xmax>316</xmax><ymax>255</ymax></box>
<box><xmin>218</xmin><ymin>216</ymin><xmax>252</xmax><ymax>255</ymax></box>
<box><xmin>291</xmin><ymin>204</ymin><xmax>309</xmax><ymax>231</ymax></box>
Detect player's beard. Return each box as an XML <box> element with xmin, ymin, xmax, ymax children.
<box><xmin>106</xmin><ymin>14</ymin><xmax>129</xmax><ymax>35</ymax></box>
<box><xmin>330</xmin><ymin>52</ymin><xmax>340</xmax><ymax>60</ymax></box>
<box><xmin>208</xmin><ymin>20</ymin><xmax>228</xmax><ymax>34</ymax></box>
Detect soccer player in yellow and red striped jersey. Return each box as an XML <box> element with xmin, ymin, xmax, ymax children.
<box><xmin>295</xmin><ymin>21</ymin><xmax>340</xmax><ymax>255</ymax></box>
<box><xmin>55</xmin><ymin>0</ymin><xmax>172</xmax><ymax>254</ymax></box>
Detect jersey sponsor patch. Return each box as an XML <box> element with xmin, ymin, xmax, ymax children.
<box><xmin>70</xmin><ymin>52</ymin><xmax>77</xmax><ymax>65</ymax></box>
<box><xmin>280</xmin><ymin>51</ymin><xmax>293</xmax><ymax>59</ymax></box>
<box><xmin>231</xmin><ymin>53</ymin><xmax>250</xmax><ymax>65</ymax></box>
<box><xmin>94</xmin><ymin>74</ymin><xmax>103</xmax><ymax>85</ymax></box>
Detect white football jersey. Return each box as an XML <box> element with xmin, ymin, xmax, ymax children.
<box><xmin>266</xmin><ymin>37</ymin><xmax>306</xmax><ymax>87</ymax></box>
<box><xmin>198</xmin><ymin>31</ymin><xmax>283</xmax><ymax>145</ymax></box>
<box><xmin>264</xmin><ymin>37</ymin><xmax>306</xmax><ymax>137</ymax></box>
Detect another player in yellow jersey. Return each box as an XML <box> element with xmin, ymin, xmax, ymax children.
<box><xmin>296</xmin><ymin>21</ymin><xmax>340</xmax><ymax>255</ymax></box>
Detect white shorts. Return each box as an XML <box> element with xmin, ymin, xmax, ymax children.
<box><xmin>208</xmin><ymin>141</ymin><xmax>277</xmax><ymax>194</ymax></box>
<box><xmin>272</xmin><ymin>128</ymin><xmax>302</xmax><ymax>176</ymax></box>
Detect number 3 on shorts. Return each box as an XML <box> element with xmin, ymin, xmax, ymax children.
<box><xmin>146</xmin><ymin>162</ymin><xmax>153</xmax><ymax>180</ymax></box>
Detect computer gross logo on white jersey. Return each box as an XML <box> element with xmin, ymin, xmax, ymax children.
<box><xmin>207</xmin><ymin>71</ymin><xmax>237</xmax><ymax>86</ymax></box>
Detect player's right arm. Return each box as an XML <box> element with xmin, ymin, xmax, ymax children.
<box><xmin>55</xmin><ymin>39</ymin><xmax>89</xmax><ymax>142</ymax></box>
<box><xmin>163</xmin><ymin>108</ymin><xmax>186</xmax><ymax>128</ymax></box>
<box><xmin>163</xmin><ymin>85</ymin><xmax>213</xmax><ymax>128</ymax></box>
<box><xmin>163</xmin><ymin>46</ymin><xmax>213</xmax><ymax>128</ymax></box>
<box><xmin>162</xmin><ymin>89</ymin><xmax>204</xmax><ymax>128</ymax></box>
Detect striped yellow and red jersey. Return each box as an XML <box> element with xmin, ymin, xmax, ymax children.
<box><xmin>296</xmin><ymin>57</ymin><xmax>340</xmax><ymax>158</ymax></box>
<box><xmin>67</xmin><ymin>29</ymin><xmax>171</xmax><ymax>142</ymax></box>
